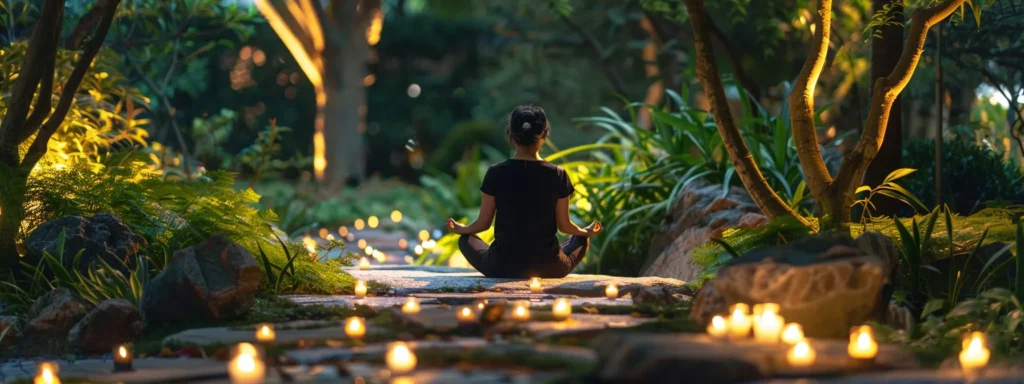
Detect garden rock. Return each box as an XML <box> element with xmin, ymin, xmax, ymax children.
<box><xmin>641</xmin><ymin>180</ymin><xmax>767</xmax><ymax>283</ymax></box>
<box><xmin>67</xmin><ymin>299</ymin><xmax>142</xmax><ymax>353</ymax></box>
<box><xmin>25</xmin><ymin>287</ymin><xmax>92</xmax><ymax>336</ymax></box>
<box><xmin>0</xmin><ymin>316</ymin><xmax>21</xmax><ymax>348</ymax></box>
<box><xmin>142</xmin><ymin>235</ymin><xmax>261</xmax><ymax>324</ymax></box>
<box><xmin>632</xmin><ymin>286</ymin><xmax>690</xmax><ymax>306</ymax></box>
<box><xmin>691</xmin><ymin>233</ymin><xmax>893</xmax><ymax>338</ymax></box>
<box><xmin>25</xmin><ymin>214</ymin><xmax>146</xmax><ymax>275</ymax></box>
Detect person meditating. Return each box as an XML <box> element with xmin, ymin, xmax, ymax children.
<box><xmin>446</xmin><ymin>105</ymin><xmax>602</xmax><ymax>278</ymax></box>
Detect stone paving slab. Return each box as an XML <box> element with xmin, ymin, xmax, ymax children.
<box><xmin>412</xmin><ymin>292</ymin><xmax>635</xmax><ymax>306</ymax></box>
<box><xmin>756</xmin><ymin>367</ymin><xmax>1024</xmax><ymax>383</ymax></box>
<box><xmin>0</xmin><ymin>357</ymin><xmax>225</xmax><ymax>383</ymax></box>
<box><xmin>522</xmin><ymin>314</ymin><xmax>656</xmax><ymax>339</ymax></box>
<box><xmin>162</xmin><ymin>320</ymin><xmax>380</xmax><ymax>348</ymax></box>
<box><xmin>282</xmin><ymin>295</ymin><xmax>441</xmax><ymax>308</ymax></box>
<box><xmin>285</xmin><ymin>338</ymin><xmax>490</xmax><ymax>365</ymax></box>
<box><xmin>343</xmin><ymin>265</ymin><xmax>687</xmax><ymax>295</ymax></box>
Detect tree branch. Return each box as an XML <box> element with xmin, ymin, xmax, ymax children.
<box><xmin>559</xmin><ymin>14</ymin><xmax>630</xmax><ymax>98</ymax></box>
<box><xmin>21</xmin><ymin>0</ymin><xmax>122</xmax><ymax>170</ymax></box>
<box><xmin>66</xmin><ymin>0</ymin><xmax>119</xmax><ymax>50</ymax></box>
<box><xmin>788</xmin><ymin>0</ymin><xmax>835</xmax><ymax>211</ymax></box>
<box><xmin>833</xmin><ymin>0</ymin><xmax>965</xmax><ymax>202</ymax></box>
<box><xmin>0</xmin><ymin>0</ymin><xmax>65</xmax><ymax>163</ymax></box>
<box><xmin>19</xmin><ymin>21</ymin><xmax>60</xmax><ymax>143</ymax></box>
<box><xmin>684</xmin><ymin>0</ymin><xmax>807</xmax><ymax>223</ymax></box>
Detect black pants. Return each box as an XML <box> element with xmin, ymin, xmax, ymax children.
<box><xmin>458</xmin><ymin>234</ymin><xmax>589</xmax><ymax>278</ymax></box>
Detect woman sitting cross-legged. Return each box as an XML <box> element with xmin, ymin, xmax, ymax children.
<box><xmin>446</xmin><ymin>105</ymin><xmax>602</xmax><ymax>279</ymax></box>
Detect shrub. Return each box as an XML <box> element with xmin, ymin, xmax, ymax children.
<box><xmin>903</xmin><ymin>139</ymin><xmax>1024</xmax><ymax>215</ymax></box>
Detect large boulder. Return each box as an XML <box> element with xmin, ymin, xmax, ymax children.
<box><xmin>691</xmin><ymin>232</ymin><xmax>898</xmax><ymax>338</ymax></box>
<box><xmin>67</xmin><ymin>299</ymin><xmax>143</xmax><ymax>353</ymax></box>
<box><xmin>26</xmin><ymin>214</ymin><xmax>146</xmax><ymax>275</ymax></box>
<box><xmin>641</xmin><ymin>180</ymin><xmax>768</xmax><ymax>283</ymax></box>
<box><xmin>142</xmin><ymin>235</ymin><xmax>261</xmax><ymax>324</ymax></box>
<box><xmin>25</xmin><ymin>288</ymin><xmax>92</xmax><ymax>336</ymax></box>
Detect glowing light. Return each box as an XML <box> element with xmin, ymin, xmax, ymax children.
<box><xmin>402</xmin><ymin>298</ymin><xmax>421</xmax><ymax>314</ymax></box>
<box><xmin>423</xmin><ymin>240</ymin><xmax>436</xmax><ymax>249</ymax></box>
<box><xmin>227</xmin><ymin>345</ymin><xmax>265</xmax><ymax>384</ymax></box>
<box><xmin>529</xmin><ymin>278</ymin><xmax>542</xmax><ymax>293</ymax></box>
<box><xmin>302</xmin><ymin>236</ymin><xmax>317</xmax><ymax>254</ymax></box>
<box><xmin>727</xmin><ymin>303</ymin><xmax>752</xmax><ymax>340</ymax></box>
<box><xmin>359</xmin><ymin>257</ymin><xmax>370</xmax><ymax>270</ymax></box>
<box><xmin>511</xmin><ymin>301</ymin><xmax>530</xmax><ymax>322</ymax></box>
<box><xmin>398</xmin><ymin>239</ymin><xmax>408</xmax><ymax>250</ymax></box>
<box><xmin>552</xmin><ymin>298</ymin><xmax>571</xmax><ymax>321</ymax></box>
<box><xmin>368</xmin><ymin>216</ymin><xmax>379</xmax><ymax>228</ymax></box>
<box><xmin>752</xmin><ymin>304</ymin><xmax>784</xmax><ymax>344</ymax></box>
<box><xmin>255</xmin><ymin>324</ymin><xmax>275</xmax><ymax>343</ymax></box>
<box><xmin>787</xmin><ymin>340</ymin><xmax>816</xmax><ymax>367</ymax></box>
<box><xmin>848</xmin><ymin>325</ymin><xmax>878</xmax><ymax>360</ymax></box>
<box><xmin>355</xmin><ymin>219</ymin><xmax>366</xmax><ymax>231</ymax></box>
<box><xmin>605</xmin><ymin>284</ymin><xmax>618</xmax><ymax>299</ymax></box>
<box><xmin>113</xmin><ymin>344</ymin><xmax>133</xmax><ymax>371</ymax></box>
<box><xmin>407</xmin><ymin>84</ymin><xmax>421</xmax><ymax>98</ymax></box>
<box><xmin>319</xmin><ymin>228</ymin><xmax>329</xmax><ymax>239</ymax></box>
<box><xmin>365</xmin><ymin>246</ymin><xmax>374</xmax><ymax>255</ymax></box>
<box><xmin>354</xmin><ymin>280</ymin><xmax>367</xmax><ymax>298</ymax></box>
<box><xmin>418</xmin><ymin>230</ymin><xmax>429</xmax><ymax>242</ymax></box>
<box><xmin>414</xmin><ymin>245</ymin><xmax>424</xmax><ymax>255</ymax></box>
<box><xmin>960</xmin><ymin>332</ymin><xmax>990</xmax><ymax>371</ymax></box>
<box><xmin>363</xmin><ymin>74</ymin><xmax>376</xmax><ymax>86</ymax></box>
<box><xmin>313</xmin><ymin>131</ymin><xmax>326</xmax><ymax>180</ymax></box>
<box><xmin>366</xmin><ymin>9</ymin><xmax>383</xmax><ymax>45</ymax></box>
<box><xmin>386</xmin><ymin>342</ymin><xmax>417</xmax><ymax>374</ymax></box>
<box><xmin>391</xmin><ymin>210</ymin><xmax>403</xmax><ymax>223</ymax></box>
<box><xmin>357</xmin><ymin>239</ymin><xmax>367</xmax><ymax>249</ymax></box>
<box><xmin>345</xmin><ymin>317</ymin><xmax>366</xmax><ymax>339</ymax></box>
<box><xmin>707</xmin><ymin>315</ymin><xmax>728</xmax><ymax>339</ymax></box>
<box><xmin>781</xmin><ymin>324</ymin><xmax>805</xmax><ymax>345</ymax></box>
<box><xmin>339</xmin><ymin>226</ymin><xmax>349</xmax><ymax>237</ymax></box>
<box><xmin>456</xmin><ymin>306</ymin><xmax>476</xmax><ymax>324</ymax></box>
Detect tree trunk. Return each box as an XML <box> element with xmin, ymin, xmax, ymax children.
<box><xmin>862</xmin><ymin>0</ymin><xmax>905</xmax><ymax>217</ymax></box>
<box><xmin>0</xmin><ymin>165</ymin><xmax>28</xmax><ymax>275</ymax></box>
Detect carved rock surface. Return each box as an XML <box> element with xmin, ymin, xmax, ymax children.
<box><xmin>142</xmin><ymin>235</ymin><xmax>261</xmax><ymax>324</ymax></box>
<box><xmin>26</xmin><ymin>214</ymin><xmax>146</xmax><ymax>275</ymax></box>
<box><xmin>692</xmin><ymin>233</ymin><xmax>896</xmax><ymax>338</ymax></box>
<box><xmin>67</xmin><ymin>299</ymin><xmax>143</xmax><ymax>353</ymax></box>
<box><xmin>26</xmin><ymin>288</ymin><xmax>92</xmax><ymax>336</ymax></box>
<box><xmin>642</xmin><ymin>181</ymin><xmax>767</xmax><ymax>283</ymax></box>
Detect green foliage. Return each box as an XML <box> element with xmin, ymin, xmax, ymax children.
<box><xmin>688</xmin><ymin>215</ymin><xmax>818</xmax><ymax>286</ymax></box>
<box><xmin>852</xmin><ymin>168</ymin><xmax>927</xmax><ymax>224</ymax></box>
<box><xmin>903</xmin><ymin>139</ymin><xmax>1024</xmax><ymax>215</ymax></box>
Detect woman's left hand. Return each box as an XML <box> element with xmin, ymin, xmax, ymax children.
<box><xmin>446</xmin><ymin>218</ymin><xmax>466</xmax><ymax>234</ymax></box>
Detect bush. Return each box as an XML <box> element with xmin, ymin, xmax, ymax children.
<box><xmin>903</xmin><ymin>139</ymin><xmax>1024</xmax><ymax>215</ymax></box>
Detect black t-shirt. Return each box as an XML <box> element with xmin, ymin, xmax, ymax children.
<box><xmin>480</xmin><ymin>159</ymin><xmax>574</xmax><ymax>269</ymax></box>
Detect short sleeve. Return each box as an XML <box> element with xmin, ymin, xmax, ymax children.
<box><xmin>480</xmin><ymin>166</ymin><xmax>499</xmax><ymax>196</ymax></box>
<box><xmin>557</xmin><ymin>168</ymin><xmax>574</xmax><ymax>198</ymax></box>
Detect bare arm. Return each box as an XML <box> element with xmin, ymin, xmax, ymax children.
<box><xmin>556</xmin><ymin>197</ymin><xmax>602</xmax><ymax>237</ymax></box>
<box><xmin>447</xmin><ymin>193</ymin><xmax>497</xmax><ymax>235</ymax></box>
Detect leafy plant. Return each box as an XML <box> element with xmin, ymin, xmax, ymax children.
<box><xmin>902</xmin><ymin>139</ymin><xmax>1024</xmax><ymax>215</ymax></box>
<box><xmin>852</xmin><ymin>168</ymin><xmax>927</xmax><ymax>225</ymax></box>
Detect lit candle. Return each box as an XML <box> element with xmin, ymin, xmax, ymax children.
<box><xmin>605</xmin><ymin>283</ymin><xmax>619</xmax><ymax>299</ymax></box>
<box><xmin>476</xmin><ymin>299</ymin><xmax>489</xmax><ymax>310</ymax></box>
<box><xmin>959</xmin><ymin>332</ymin><xmax>990</xmax><ymax>371</ymax></box>
<box><xmin>255</xmin><ymin>324</ymin><xmax>275</xmax><ymax>343</ymax></box>
<box><xmin>354</xmin><ymin>280</ymin><xmax>367</xmax><ymax>298</ymax></box>
<box><xmin>344</xmin><ymin>317</ymin><xmax>366</xmax><ymax>339</ymax></box>
<box><xmin>228</xmin><ymin>345</ymin><xmax>265</xmax><ymax>384</ymax></box>
<box><xmin>386</xmin><ymin>342</ymin><xmax>417</xmax><ymax>375</ymax></box>
<box><xmin>359</xmin><ymin>257</ymin><xmax>370</xmax><ymax>270</ymax></box>
<box><xmin>848</xmin><ymin>325</ymin><xmax>878</xmax><ymax>360</ymax></box>
<box><xmin>529</xmin><ymin>278</ymin><xmax>542</xmax><ymax>293</ymax></box>
<box><xmin>368</xmin><ymin>216</ymin><xmax>379</xmax><ymax>228</ymax></box>
<box><xmin>456</xmin><ymin>306</ymin><xmax>477</xmax><ymax>324</ymax></box>
<box><xmin>552</xmin><ymin>298</ymin><xmax>572</xmax><ymax>321</ymax></box>
<box><xmin>402</xmin><ymin>298</ymin><xmax>421</xmax><ymax>314</ymax></box>
<box><xmin>752</xmin><ymin>303</ymin><xmax>780</xmax><ymax>318</ymax></box>
<box><xmin>786</xmin><ymin>340</ymin><xmax>817</xmax><ymax>367</ymax></box>
<box><xmin>706</xmin><ymin>315</ymin><xmax>728</xmax><ymax>339</ymax></box>
<box><xmin>781</xmin><ymin>323</ymin><xmax>805</xmax><ymax>345</ymax></box>
<box><xmin>35</xmin><ymin>362</ymin><xmax>60</xmax><ymax>384</ymax></box>
<box><xmin>753</xmin><ymin>306</ymin><xmax>784</xmax><ymax>344</ymax></box>
<box><xmin>112</xmin><ymin>344</ymin><xmax>133</xmax><ymax>372</ymax></box>
<box><xmin>727</xmin><ymin>303</ymin><xmax>752</xmax><ymax>340</ymax></box>
<box><xmin>511</xmin><ymin>301</ymin><xmax>531</xmax><ymax>322</ymax></box>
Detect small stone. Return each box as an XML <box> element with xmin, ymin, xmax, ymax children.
<box><xmin>25</xmin><ymin>214</ymin><xmax>146</xmax><ymax>275</ymax></box>
<box><xmin>26</xmin><ymin>287</ymin><xmax>92</xmax><ymax>336</ymax></box>
<box><xmin>67</xmin><ymin>299</ymin><xmax>143</xmax><ymax>353</ymax></box>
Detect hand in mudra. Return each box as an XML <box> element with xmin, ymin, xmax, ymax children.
<box><xmin>584</xmin><ymin>221</ymin><xmax>602</xmax><ymax>237</ymax></box>
<box><xmin>447</xmin><ymin>218</ymin><xmax>467</xmax><ymax>234</ymax></box>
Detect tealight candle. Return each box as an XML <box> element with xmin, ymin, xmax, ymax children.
<box><xmin>255</xmin><ymin>324</ymin><xmax>275</xmax><ymax>343</ymax></box>
<box><xmin>781</xmin><ymin>323</ymin><xmax>805</xmax><ymax>345</ymax></box>
<box><xmin>35</xmin><ymin>361</ymin><xmax>60</xmax><ymax>384</ymax></box>
<box><xmin>605</xmin><ymin>284</ymin><xmax>619</xmax><ymax>299</ymax></box>
<box><xmin>706</xmin><ymin>315</ymin><xmax>728</xmax><ymax>339</ymax></box>
<box><xmin>359</xmin><ymin>257</ymin><xmax>370</xmax><ymax>270</ymax></box>
<box><xmin>456</xmin><ymin>306</ymin><xmax>477</xmax><ymax>324</ymax></box>
<box><xmin>786</xmin><ymin>340</ymin><xmax>817</xmax><ymax>367</ymax></box>
<box><xmin>753</xmin><ymin>307</ymin><xmax>784</xmax><ymax>344</ymax></box>
<box><xmin>354</xmin><ymin>280</ymin><xmax>367</xmax><ymax>298</ymax></box>
<box><xmin>402</xmin><ymin>298</ymin><xmax>421</xmax><ymax>314</ymax></box>
<box><xmin>228</xmin><ymin>345</ymin><xmax>265</xmax><ymax>384</ymax></box>
<box><xmin>552</xmin><ymin>298</ymin><xmax>572</xmax><ymax>321</ymax></box>
<box><xmin>848</xmin><ymin>325</ymin><xmax>878</xmax><ymax>360</ymax></box>
<box><xmin>511</xmin><ymin>301</ymin><xmax>531</xmax><ymax>322</ymax></box>
<box><xmin>959</xmin><ymin>332</ymin><xmax>990</xmax><ymax>371</ymax></box>
<box><xmin>727</xmin><ymin>303</ymin><xmax>752</xmax><ymax>340</ymax></box>
<box><xmin>530</xmin><ymin>278</ymin><xmax>542</xmax><ymax>293</ymax></box>
<box><xmin>345</xmin><ymin>317</ymin><xmax>366</xmax><ymax>339</ymax></box>
<box><xmin>475</xmin><ymin>299</ymin><xmax>489</xmax><ymax>310</ymax></box>
<box><xmin>386</xmin><ymin>342</ymin><xmax>417</xmax><ymax>374</ymax></box>
<box><xmin>752</xmin><ymin>303</ymin><xmax>780</xmax><ymax>318</ymax></box>
<box><xmin>113</xmin><ymin>344</ymin><xmax>133</xmax><ymax>372</ymax></box>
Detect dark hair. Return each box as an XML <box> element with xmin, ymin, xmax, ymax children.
<box><xmin>507</xmin><ymin>105</ymin><xmax>549</xmax><ymax>146</ymax></box>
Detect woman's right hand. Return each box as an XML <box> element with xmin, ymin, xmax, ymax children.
<box><xmin>447</xmin><ymin>218</ymin><xmax>465</xmax><ymax>234</ymax></box>
<box><xmin>584</xmin><ymin>221</ymin><xmax>602</xmax><ymax>237</ymax></box>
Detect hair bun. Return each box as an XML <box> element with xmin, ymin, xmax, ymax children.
<box><xmin>522</xmin><ymin>122</ymin><xmax>531</xmax><ymax>130</ymax></box>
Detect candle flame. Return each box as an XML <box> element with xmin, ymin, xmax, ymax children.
<box><xmin>461</xmin><ymin>307</ymin><xmax>471</xmax><ymax>317</ymax></box>
<box><xmin>515</xmin><ymin>306</ymin><xmax>526</xmax><ymax>316</ymax></box>
<box><xmin>793</xmin><ymin>341</ymin><xmax>810</xmax><ymax>357</ymax></box>
<box><xmin>41</xmin><ymin>369</ymin><xmax>53</xmax><ymax>383</ymax></box>
<box><xmin>967</xmin><ymin>337</ymin><xmax>982</xmax><ymax>351</ymax></box>
<box><xmin>857</xmin><ymin>332</ymin><xmax>871</xmax><ymax>348</ymax></box>
<box><xmin>712</xmin><ymin>315</ymin><xmax>726</xmax><ymax>329</ymax></box>
<box><xmin>118</xmin><ymin>346</ymin><xmax>127</xmax><ymax>358</ymax></box>
<box><xmin>236</xmin><ymin>353</ymin><xmax>256</xmax><ymax>373</ymax></box>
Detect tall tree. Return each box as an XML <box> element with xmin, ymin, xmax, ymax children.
<box><xmin>256</xmin><ymin>0</ymin><xmax>382</xmax><ymax>187</ymax></box>
<box><xmin>862</xmin><ymin>0</ymin><xmax>906</xmax><ymax>216</ymax></box>
<box><xmin>684</xmin><ymin>0</ymin><xmax>968</xmax><ymax>229</ymax></box>
<box><xmin>0</xmin><ymin>0</ymin><xmax>122</xmax><ymax>272</ymax></box>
